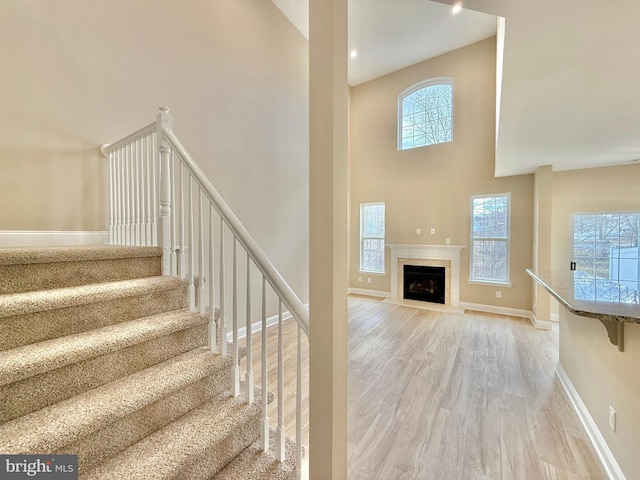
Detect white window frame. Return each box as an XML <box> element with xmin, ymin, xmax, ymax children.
<box><xmin>397</xmin><ymin>77</ymin><xmax>454</xmax><ymax>151</ymax></box>
<box><xmin>469</xmin><ymin>193</ymin><xmax>511</xmax><ymax>285</ymax></box>
<box><xmin>359</xmin><ymin>202</ymin><xmax>386</xmax><ymax>274</ymax></box>
<box><xmin>570</xmin><ymin>211</ymin><xmax>640</xmax><ymax>303</ymax></box>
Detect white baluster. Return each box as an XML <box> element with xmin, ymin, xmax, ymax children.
<box><xmin>245</xmin><ymin>252</ymin><xmax>254</xmax><ymax>404</ymax></box>
<box><xmin>199</xmin><ymin>189</ymin><xmax>206</xmax><ymax>314</ymax></box>
<box><xmin>296</xmin><ymin>324</ymin><xmax>302</xmax><ymax>480</ymax></box>
<box><xmin>169</xmin><ymin>152</ymin><xmax>177</xmax><ymax>275</ymax></box>
<box><xmin>156</xmin><ymin>106</ymin><xmax>172</xmax><ymax>260</ymax></box>
<box><xmin>261</xmin><ymin>276</ymin><xmax>269</xmax><ymax>452</ymax></box>
<box><xmin>117</xmin><ymin>148</ymin><xmax>123</xmax><ymax>245</ymax></box>
<box><xmin>232</xmin><ymin>239</ymin><xmax>240</xmax><ymax>397</ymax></box>
<box><xmin>209</xmin><ymin>205</ymin><xmax>217</xmax><ymax>353</ymax></box>
<box><xmin>138</xmin><ymin>137</ymin><xmax>146</xmax><ymax>246</ymax></box>
<box><xmin>123</xmin><ymin>146</ymin><xmax>130</xmax><ymax>244</ymax></box>
<box><xmin>188</xmin><ymin>176</ymin><xmax>196</xmax><ymax>311</ymax></box>
<box><xmin>178</xmin><ymin>164</ymin><xmax>186</xmax><ymax>278</ymax></box>
<box><xmin>219</xmin><ymin>218</ymin><xmax>227</xmax><ymax>356</ymax></box>
<box><xmin>141</xmin><ymin>135</ymin><xmax>148</xmax><ymax>246</ymax></box>
<box><xmin>134</xmin><ymin>138</ymin><xmax>141</xmax><ymax>246</ymax></box>
<box><xmin>276</xmin><ymin>299</ymin><xmax>285</xmax><ymax>461</ymax></box>
<box><xmin>158</xmin><ymin>143</ymin><xmax>172</xmax><ymax>276</ymax></box>
<box><xmin>150</xmin><ymin>131</ymin><xmax>158</xmax><ymax>247</ymax></box>
<box><xmin>108</xmin><ymin>151</ymin><xmax>114</xmax><ymax>244</ymax></box>
<box><xmin>128</xmin><ymin>143</ymin><xmax>134</xmax><ymax>244</ymax></box>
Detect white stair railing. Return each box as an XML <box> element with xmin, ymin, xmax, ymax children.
<box><xmin>101</xmin><ymin>107</ymin><xmax>308</xmax><ymax>478</ymax></box>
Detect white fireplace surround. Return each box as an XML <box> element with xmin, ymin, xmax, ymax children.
<box><xmin>387</xmin><ymin>244</ymin><xmax>465</xmax><ymax>307</ymax></box>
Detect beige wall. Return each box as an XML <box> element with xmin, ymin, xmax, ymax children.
<box><xmin>349</xmin><ymin>37</ymin><xmax>534</xmax><ymax>310</ymax></box>
<box><xmin>0</xmin><ymin>0</ymin><xmax>309</xmax><ymax>301</ymax></box>
<box><xmin>560</xmin><ymin>311</ymin><xmax>640</xmax><ymax>479</ymax></box>
<box><xmin>551</xmin><ymin>164</ymin><xmax>640</xmax><ymax>270</ymax></box>
<box><xmin>552</xmin><ymin>163</ymin><xmax>640</xmax><ymax>478</ymax></box>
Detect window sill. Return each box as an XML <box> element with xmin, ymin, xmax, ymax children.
<box><xmin>359</xmin><ymin>270</ymin><xmax>386</xmax><ymax>276</ymax></box>
<box><xmin>467</xmin><ymin>279</ymin><xmax>512</xmax><ymax>287</ymax></box>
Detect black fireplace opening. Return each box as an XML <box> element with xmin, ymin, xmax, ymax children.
<box><xmin>403</xmin><ymin>265</ymin><xmax>445</xmax><ymax>304</ymax></box>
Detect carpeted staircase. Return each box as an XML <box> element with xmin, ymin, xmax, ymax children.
<box><xmin>0</xmin><ymin>245</ymin><xmax>296</xmax><ymax>479</ymax></box>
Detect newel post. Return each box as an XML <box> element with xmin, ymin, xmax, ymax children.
<box><xmin>157</xmin><ymin>106</ymin><xmax>173</xmax><ymax>276</ymax></box>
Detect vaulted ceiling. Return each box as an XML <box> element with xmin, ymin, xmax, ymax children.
<box><xmin>272</xmin><ymin>0</ymin><xmax>640</xmax><ymax>177</ymax></box>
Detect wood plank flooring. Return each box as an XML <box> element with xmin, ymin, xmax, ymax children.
<box><xmin>241</xmin><ymin>295</ymin><xmax>607</xmax><ymax>479</ymax></box>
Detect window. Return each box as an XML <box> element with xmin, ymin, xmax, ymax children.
<box><xmin>398</xmin><ymin>77</ymin><xmax>453</xmax><ymax>150</ymax></box>
<box><xmin>572</xmin><ymin>212</ymin><xmax>640</xmax><ymax>303</ymax></box>
<box><xmin>470</xmin><ymin>194</ymin><xmax>510</xmax><ymax>283</ymax></box>
<box><xmin>360</xmin><ymin>202</ymin><xmax>385</xmax><ymax>273</ymax></box>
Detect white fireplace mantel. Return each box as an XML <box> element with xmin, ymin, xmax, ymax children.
<box><xmin>387</xmin><ymin>244</ymin><xmax>466</xmax><ymax>306</ymax></box>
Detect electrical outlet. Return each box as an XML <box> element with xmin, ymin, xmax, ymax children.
<box><xmin>358</xmin><ymin>276</ymin><xmax>362</xmax><ymax>283</ymax></box>
<box><xmin>367</xmin><ymin>277</ymin><xmax>372</xmax><ymax>284</ymax></box>
<box><xmin>416</xmin><ymin>228</ymin><xmax>421</xmax><ymax>235</ymax></box>
<box><xmin>445</xmin><ymin>238</ymin><xmax>451</xmax><ymax>245</ymax></box>
<box><xmin>496</xmin><ymin>291</ymin><xmax>502</xmax><ymax>298</ymax></box>
<box><xmin>609</xmin><ymin>406</ymin><xmax>616</xmax><ymax>431</ymax></box>
<box><xmin>430</xmin><ymin>228</ymin><xmax>436</xmax><ymax>235</ymax></box>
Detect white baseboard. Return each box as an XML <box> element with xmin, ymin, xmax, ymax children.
<box><xmin>529</xmin><ymin>313</ymin><xmax>553</xmax><ymax>330</ymax></box>
<box><xmin>226</xmin><ymin>303</ymin><xmax>310</xmax><ymax>342</ymax></box>
<box><xmin>0</xmin><ymin>230</ymin><xmax>109</xmax><ymax>247</ymax></box>
<box><xmin>556</xmin><ymin>363</ymin><xmax>626</xmax><ymax>480</ymax></box>
<box><xmin>347</xmin><ymin>287</ymin><xmax>390</xmax><ymax>299</ymax></box>
<box><xmin>458</xmin><ymin>301</ymin><xmax>551</xmax><ymax>329</ymax></box>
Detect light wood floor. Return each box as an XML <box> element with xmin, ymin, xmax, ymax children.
<box><xmin>242</xmin><ymin>295</ymin><xmax>607</xmax><ymax>480</ymax></box>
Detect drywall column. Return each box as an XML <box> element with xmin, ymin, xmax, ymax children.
<box><xmin>309</xmin><ymin>0</ymin><xmax>348</xmax><ymax>478</ymax></box>
<box><xmin>533</xmin><ymin>165</ymin><xmax>553</xmax><ymax>323</ymax></box>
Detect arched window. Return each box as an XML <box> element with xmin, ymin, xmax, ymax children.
<box><xmin>398</xmin><ymin>77</ymin><xmax>453</xmax><ymax>150</ymax></box>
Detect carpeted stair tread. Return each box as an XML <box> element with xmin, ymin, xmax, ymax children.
<box><xmin>82</xmin><ymin>390</ymin><xmax>264</xmax><ymax>480</ymax></box>
<box><xmin>0</xmin><ymin>246</ymin><xmax>162</xmax><ymax>295</ymax></box>
<box><xmin>211</xmin><ymin>429</ymin><xmax>297</xmax><ymax>480</ymax></box>
<box><xmin>0</xmin><ymin>245</ymin><xmax>162</xmax><ymax>266</ymax></box>
<box><xmin>0</xmin><ymin>348</ymin><xmax>230</xmax><ymax>453</ymax></box>
<box><xmin>0</xmin><ymin>309</ymin><xmax>208</xmax><ymax>386</ymax></box>
<box><xmin>0</xmin><ymin>276</ymin><xmax>186</xmax><ymax>319</ymax></box>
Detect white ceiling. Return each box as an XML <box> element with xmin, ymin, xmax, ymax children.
<box><xmin>272</xmin><ymin>0</ymin><xmax>497</xmax><ymax>86</ymax></box>
<box><xmin>273</xmin><ymin>0</ymin><xmax>640</xmax><ymax>177</ymax></box>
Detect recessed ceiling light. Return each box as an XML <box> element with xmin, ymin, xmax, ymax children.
<box><xmin>452</xmin><ymin>3</ymin><xmax>462</xmax><ymax>14</ymax></box>
<box><xmin>350</xmin><ymin>49</ymin><xmax>358</xmax><ymax>59</ymax></box>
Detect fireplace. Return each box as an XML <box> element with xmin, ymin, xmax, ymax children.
<box><xmin>403</xmin><ymin>265</ymin><xmax>445</xmax><ymax>304</ymax></box>
<box><xmin>387</xmin><ymin>244</ymin><xmax>465</xmax><ymax>307</ymax></box>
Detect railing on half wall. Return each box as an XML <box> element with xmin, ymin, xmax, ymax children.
<box><xmin>100</xmin><ymin>107</ymin><xmax>308</xmax><ymax>478</ymax></box>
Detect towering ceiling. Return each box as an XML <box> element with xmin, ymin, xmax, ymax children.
<box><xmin>273</xmin><ymin>0</ymin><xmax>640</xmax><ymax>176</ymax></box>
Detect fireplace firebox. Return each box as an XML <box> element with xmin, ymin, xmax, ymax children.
<box><xmin>403</xmin><ymin>265</ymin><xmax>445</xmax><ymax>304</ymax></box>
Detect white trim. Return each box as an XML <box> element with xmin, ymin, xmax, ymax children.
<box><xmin>226</xmin><ymin>303</ymin><xmax>310</xmax><ymax>342</ymax></box>
<box><xmin>550</xmin><ymin>312</ymin><xmax>560</xmax><ymax>322</ymax></box>
<box><xmin>348</xmin><ymin>288</ymin><xmax>390</xmax><ymax>299</ymax></box>
<box><xmin>0</xmin><ymin>230</ymin><xmax>109</xmax><ymax>247</ymax></box>
<box><xmin>469</xmin><ymin>193</ymin><xmax>511</xmax><ymax>285</ymax></box>
<box><xmin>359</xmin><ymin>202</ymin><xmax>386</xmax><ymax>274</ymax></box>
<box><xmin>529</xmin><ymin>313</ymin><xmax>553</xmax><ymax>330</ymax></box>
<box><xmin>397</xmin><ymin>77</ymin><xmax>454</xmax><ymax>151</ymax></box>
<box><xmin>458</xmin><ymin>301</ymin><xmax>552</xmax><ymax>329</ymax></box>
<box><xmin>556</xmin><ymin>363</ymin><xmax>626</xmax><ymax>480</ymax></box>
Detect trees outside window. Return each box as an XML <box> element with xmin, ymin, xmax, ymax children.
<box><xmin>360</xmin><ymin>202</ymin><xmax>385</xmax><ymax>273</ymax></box>
<box><xmin>470</xmin><ymin>194</ymin><xmax>510</xmax><ymax>283</ymax></box>
<box><xmin>398</xmin><ymin>78</ymin><xmax>453</xmax><ymax>150</ymax></box>
<box><xmin>572</xmin><ymin>212</ymin><xmax>640</xmax><ymax>303</ymax></box>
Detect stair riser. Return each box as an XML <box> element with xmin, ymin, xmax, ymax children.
<box><xmin>0</xmin><ymin>324</ymin><xmax>208</xmax><ymax>423</ymax></box>
<box><xmin>0</xmin><ymin>285</ymin><xmax>188</xmax><ymax>351</ymax></box>
<box><xmin>177</xmin><ymin>409</ymin><xmax>262</xmax><ymax>480</ymax></box>
<box><xmin>0</xmin><ymin>257</ymin><xmax>161</xmax><ymax>295</ymax></box>
<box><xmin>65</xmin><ymin>369</ymin><xmax>233</xmax><ymax>474</ymax></box>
